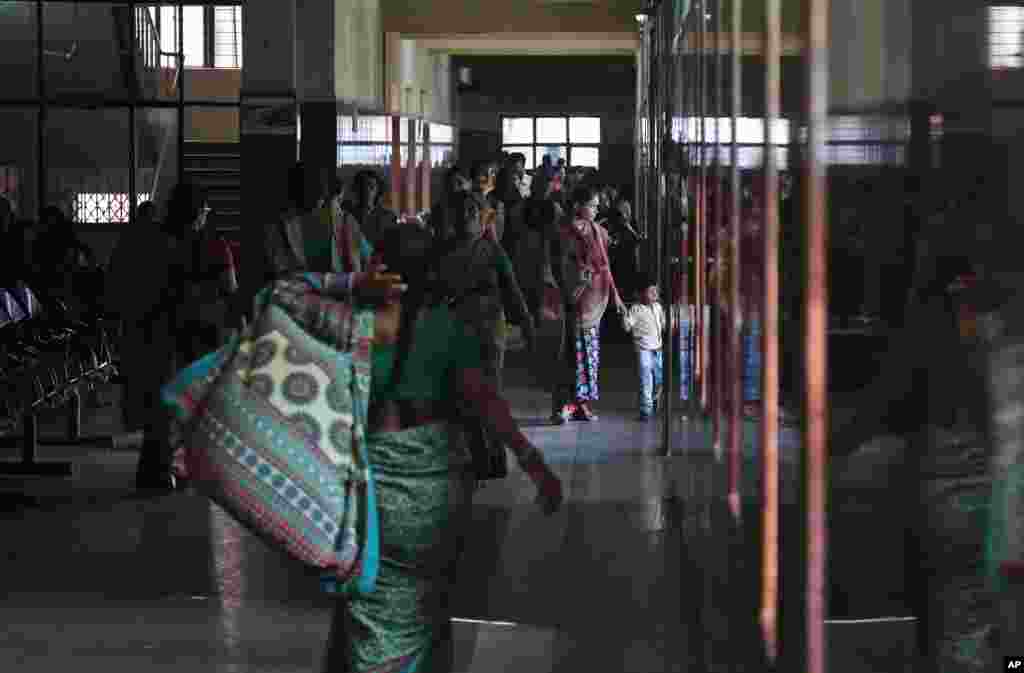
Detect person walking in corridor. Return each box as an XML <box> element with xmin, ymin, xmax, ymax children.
<box><xmin>323</xmin><ymin>224</ymin><xmax>562</xmax><ymax>672</ymax></box>
<box><xmin>551</xmin><ymin>185</ymin><xmax>626</xmax><ymax>423</ymax></box>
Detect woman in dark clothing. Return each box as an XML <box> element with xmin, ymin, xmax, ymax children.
<box><xmin>343</xmin><ymin>169</ymin><xmax>399</xmax><ymax>249</ymax></box>
<box><xmin>519</xmin><ymin>171</ymin><xmax>565</xmax><ymax>326</ymax></box>
<box><xmin>30</xmin><ymin>205</ymin><xmax>97</xmax><ymax>316</ymax></box>
<box><xmin>165</xmin><ymin>182</ymin><xmax>224</xmax><ymax>364</ymax></box>
<box><xmin>606</xmin><ymin>196</ymin><xmax>641</xmax><ymax>287</ymax></box>
<box><xmin>109</xmin><ymin>195</ymin><xmax>190</xmax><ymax>492</ymax></box>
<box><xmin>0</xmin><ymin>195</ymin><xmax>26</xmax><ymax>289</ymax></box>
<box><xmin>430</xmin><ymin>167</ymin><xmax>470</xmax><ymax>248</ymax></box>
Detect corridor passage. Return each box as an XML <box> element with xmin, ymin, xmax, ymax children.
<box><xmin>0</xmin><ymin>343</ymin><xmax>914</xmax><ymax>672</ymax></box>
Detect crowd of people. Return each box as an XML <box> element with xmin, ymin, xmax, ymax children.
<box><xmin>1</xmin><ymin>151</ymin><xmax>654</xmax><ymax>671</ymax></box>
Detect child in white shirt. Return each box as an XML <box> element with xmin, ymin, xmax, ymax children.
<box><xmin>622</xmin><ymin>275</ymin><xmax>665</xmax><ymax>420</ymax></box>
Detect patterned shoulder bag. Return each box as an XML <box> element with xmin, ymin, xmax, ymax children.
<box><xmin>162</xmin><ymin>274</ymin><xmax>379</xmax><ymax>596</ymax></box>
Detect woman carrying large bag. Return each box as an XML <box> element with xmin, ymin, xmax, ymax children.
<box><xmin>164</xmin><ymin>218</ymin><xmax>562</xmax><ymax>673</ymax></box>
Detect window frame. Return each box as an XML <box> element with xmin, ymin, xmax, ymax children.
<box><xmin>156</xmin><ymin>4</ymin><xmax>242</xmax><ymax>70</ymax></box>
<box><xmin>335</xmin><ymin>117</ymin><xmax>458</xmax><ymax>168</ymax></box>
<box><xmin>500</xmin><ymin>114</ymin><xmax>603</xmax><ymax>171</ymax></box>
<box><xmin>989</xmin><ymin>4</ymin><xmax>1024</xmax><ymax>70</ymax></box>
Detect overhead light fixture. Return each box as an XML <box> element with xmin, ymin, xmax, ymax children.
<box><xmin>636</xmin><ymin>1</ymin><xmax>656</xmax><ymax>23</ymax></box>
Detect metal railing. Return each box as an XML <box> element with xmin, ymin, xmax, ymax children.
<box><xmin>638</xmin><ymin>0</ymin><xmax>829</xmax><ymax>669</ymax></box>
<box><xmin>133</xmin><ymin>5</ymin><xmax>182</xmax><ymax>205</ymax></box>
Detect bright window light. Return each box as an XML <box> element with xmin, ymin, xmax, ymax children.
<box><xmin>571</xmin><ymin>146</ymin><xmax>600</xmax><ymax>169</ymax></box>
<box><xmin>536</xmin><ymin>118</ymin><xmax>567</xmax><ymax>144</ymax></box>
<box><xmin>74</xmin><ymin>193</ymin><xmax>150</xmax><ymax>224</ymax></box>
<box><xmin>213</xmin><ymin>6</ymin><xmax>243</xmax><ymax>69</ymax></box>
<box><xmin>569</xmin><ymin>117</ymin><xmax>601</xmax><ymax>143</ymax></box>
<box><xmin>430</xmin><ymin>123</ymin><xmax>454</xmax><ymax>144</ymax></box>
<box><xmin>502</xmin><ymin>117</ymin><xmax>602</xmax><ymax>170</ymax></box>
<box><xmin>990</xmin><ymin>6</ymin><xmax>1024</xmax><ymax>69</ymax></box>
<box><xmin>502</xmin><ymin>118</ymin><xmax>534</xmax><ymax>144</ymax></box>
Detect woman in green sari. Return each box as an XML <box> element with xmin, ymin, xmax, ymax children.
<box><xmin>323</xmin><ymin>222</ymin><xmax>563</xmax><ymax>672</ymax></box>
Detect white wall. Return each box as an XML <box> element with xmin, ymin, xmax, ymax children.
<box><xmin>335</xmin><ymin>0</ymin><xmax>383</xmax><ymax>109</ymax></box>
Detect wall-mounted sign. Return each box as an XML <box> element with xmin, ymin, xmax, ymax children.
<box><xmin>240</xmin><ymin>98</ymin><xmax>297</xmax><ymax>136</ymax></box>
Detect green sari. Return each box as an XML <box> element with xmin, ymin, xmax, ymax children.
<box><xmin>324</xmin><ymin>305</ymin><xmax>482</xmax><ymax>672</ymax></box>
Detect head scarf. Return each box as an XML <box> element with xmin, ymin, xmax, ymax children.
<box><xmin>563</xmin><ymin>211</ymin><xmax>610</xmax><ymax>274</ymax></box>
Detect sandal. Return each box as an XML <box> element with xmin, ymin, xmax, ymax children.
<box><xmin>574</xmin><ymin>403</ymin><xmax>598</xmax><ymax>422</ymax></box>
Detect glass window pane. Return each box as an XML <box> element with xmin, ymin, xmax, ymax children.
<box><xmin>73</xmin><ymin>193</ymin><xmax>150</xmax><ymax>224</ymax></box>
<box><xmin>157</xmin><ymin>7</ymin><xmax>177</xmax><ymax>55</ymax></box>
<box><xmin>430</xmin><ymin>123</ymin><xmax>454</xmax><ymax>143</ymax></box>
<box><xmin>0</xmin><ymin>2</ymin><xmax>37</xmax><ymax>99</ymax></box>
<box><xmin>213</xmin><ymin>6</ymin><xmax>242</xmax><ymax>69</ymax></box>
<box><xmin>430</xmin><ymin>145</ymin><xmax>454</xmax><ymax>168</ymax></box>
<box><xmin>45</xmin><ymin>3</ymin><xmax>132</xmax><ymax>98</ymax></box>
<box><xmin>535</xmin><ymin>145</ymin><xmax>567</xmax><ymax>167</ymax></box>
<box><xmin>569</xmin><ymin>117</ymin><xmax>601</xmax><ymax>143</ymax></box>
<box><xmin>990</xmin><ymin>6</ymin><xmax>1024</xmax><ymax>69</ymax></box>
<box><xmin>182</xmin><ymin>6</ymin><xmax>205</xmax><ymax>67</ymax></box>
<box><xmin>154</xmin><ymin>6</ymin><xmax>203</xmax><ymax>67</ymax></box>
<box><xmin>337</xmin><ymin>144</ymin><xmax>391</xmax><ymax>166</ymax></box>
<box><xmin>536</xmin><ymin>117</ymin><xmax>567</xmax><ymax>144</ymax></box>
<box><xmin>338</xmin><ymin>116</ymin><xmax>390</xmax><ymax>142</ymax></box>
<box><xmin>46</xmin><ymin>108</ymin><xmax>130</xmax><ymax>225</ymax></box>
<box><xmin>571</xmin><ymin>146</ymin><xmax>600</xmax><ymax>169</ymax></box>
<box><xmin>502</xmin><ymin>146</ymin><xmax>535</xmax><ymax>170</ymax></box>
<box><xmin>502</xmin><ymin>117</ymin><xmax>534</xmax><ymax>144</ymax></box>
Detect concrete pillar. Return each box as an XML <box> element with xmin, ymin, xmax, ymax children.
<box><xmin>829</xmin><ymin>0</ymin><xmax>911</xmax><ymax>112</ymax></box>
<box><xmin>421</xmin><ymin>121</ymin><xmax>431</xmax><ymax>212</ymax></box>
<box><xmin>239</xmin><ymin>0</ymin><xmax>297</xmax><ymax>308</ymax></box>
<box><xmin>389</xmin><ymin>115</ymin><xmax>402</xmax><ymax>213</ymax></box>
<box><xmin>405</xmin><ymin>118</ymin><xmax>417</xmax><ymax>217</ymax></box>
<box><xmin>297</xmin><ymin>0</ymin><xmax>338</xmax><ymax>188</ymax></box>
<box><xmin>300</xmin><ymin>102</ymin><xmax>339</xmax><ymax>194</ymax></box>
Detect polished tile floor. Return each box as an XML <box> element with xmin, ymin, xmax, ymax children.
<box><xmin>0</xmin><ymin>343</ymin><xmax>916</xmax><ymax>672</ymax></box>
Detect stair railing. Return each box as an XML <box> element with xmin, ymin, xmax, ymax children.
<box><xmin>133</xmin><ymin>5</ymin><xmax>182</xmax><ymax>207</ymax></box>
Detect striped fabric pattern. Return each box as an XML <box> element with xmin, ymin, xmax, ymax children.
<box><xmin>162</xmin><ymin>274</ymin><xmax>377</xmax><ymax>592</ymax></box>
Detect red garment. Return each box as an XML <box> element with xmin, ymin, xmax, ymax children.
<box><xmin>560</xmin><ymin>215</ymin><xmax>621</xmax><ymax>329</ymax></box>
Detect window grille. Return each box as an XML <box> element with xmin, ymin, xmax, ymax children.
<box><xmin>150</xmin><ymin>5</ymin><xmax>241</xmax><ymax>69</ymax></box>
<box><xmin>152</xmin><ymin>6</ymin><xmax>204</xmax><ymax>67</ymax></box>
<box><xmin>73</xmin><ymin>193</ymin><xmax>150</xmax><ymax>224</ymax></box>
<box><xmin>213</xmin><ymin>6</ymin><xmax>242</xmax><ymax>69</ymax></box>
<box><xmin>990</xmin><ymin>5</ymin><xmax>1024</xmax><ymax>69</ymax></box>
<box><xmin>501</xmin><ymin>116</ymin><xmax>602</xmax><ymax>170</ymax></box>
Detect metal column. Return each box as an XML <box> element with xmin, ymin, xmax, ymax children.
<box><xmin>804</xmin><ymin>0</ymin><xmax>831</xmax><ymax>668</ymax></box>
<box><xmin>660</xmin><ymin>0</ymin><xmax>675</xmax><ymax>457</ymax></box>
<box><xmin>128</xmin><ymin>2</ymin><xmax>137</xmax><ymax>224</ymax></box>
<box><xmin>177</xmin><ymin>1</ymin><xmax>185</xmax><ymax>187</ymax></box>
<box><xmin>711</xmin><ymin>0</ymin><xmax>724</xmax><ymax>458</ymax></box>
<box><xmin>695</xmin><ymin>2</ymin><xmax>707</xmax><ymax>416</ymax></box>
<box><xmin>761</xmin><ymin>0</ymin><xmax>782</xmax><ymax>662</ymax></box>
<box><xmin>727</xmin><ymin>0</ymin><xmax>743</xmax><ymax>519</ymax></box>
<box><xmin>36</xmin><ymin>0</ymin><xmax>45</xmax><ymax>219</ymax></box>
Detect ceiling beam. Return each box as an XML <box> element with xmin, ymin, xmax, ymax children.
<box><xmin>409</xmin><ymin>32</ymin><xmax>641</xmax><ymax>55</ymax></box>
<box><xmin>679</xmin><ymin>32</ymin><xmax>805</xmax><ymax>56</ymax></box>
